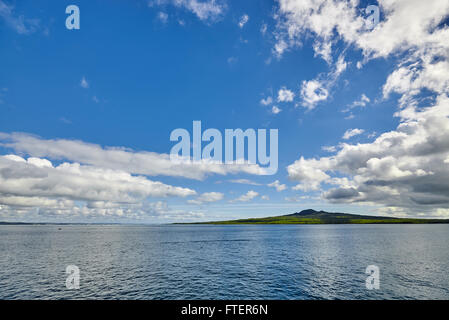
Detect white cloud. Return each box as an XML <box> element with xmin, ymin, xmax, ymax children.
<box><xmin>342</xmin><ymin>128</ymin><xmax>364</xmax><ymax>140</ymax></box>
<box><xmin>228</xmin><ymin>179</ymin><xmax>262</xmax><ymax>186</ymax></box>
<box><xmin>277</xmin><ymin>87</ymin><xmax>295</xmax><ymax>102</ymax></box>
<box><xmin>268</xmin><ymin>180</ymin><xmax>287</xmax><ymax>192</ymax></box>
<box><xmin>157</xmin><ymin>11</ymin><xmax>169</xmax><ymax>23</ymax></box>
<box><xmin>0</xmin><ymin>197</ymin><xmax>205</xmax><ymax>221</ymax></box>
<box><xmin>287</xmin><ymin>95</ymin><xmax>449</xmax><ymax>216</ymax></box>
<box><xmin>345</xmin><ymin>114</ymin><xmax>355</xmax><ymax>120</ymax></box>
<box><xmin>322</xmin><ymin>145</ymin><xmax>337</xmax><ymax>153</ymax></box>
<box><xmin>383</xmin><ymin>59</ymin><xmax>449</xmax><ymax>107</ymax></box>
<box><xmin>0</xmin><ymin>155</ymin><xmax>197</xmax><ymax>219</ymax></box>
<box><xmin>179</xmin><ymin>0</ymin><xmax>226</xmax><ymax>21</ymax></box>
<box><xmin>0</xmin><ymin>155</ymin><xmax>195</xmax><ymax>201</ymax></box>
<box><xmin>260</xmin><ymin>23</ymin><xmax>267</xmax><ymax>35</ymax></box>
<box><xmin>238</xmin><ymin>14</ymin><xmax>249</xmax><ymax>28</ymax></box>
<box><xmin>274</xmin><ymin>0</ymin><xmax>449</xmax><ymax>120</ymax></box>
<box><xmin>148</xmin><ymin>0</ymin><xmax>226</xmax><ymax>23</ymax></box>
<box><xmin>313</xmin><ymin>41</ymin><xmax>332</xmax><ymax>64</ymax></box>
<box><xmin>289</xmin><ymin>157</ymin><xmax>331</xmax><ymax>191</ymax></box>
<box><xmin>284</xmin><ymin>195</ymin><xmax>316</xmax><ymax>202</ymax></box>
<box><xmin>346</xmin><ymin>94</ymin><xmax>370</xmax><ymax>110</ymax></box>
<box><xmin>367</xmin><ymin>132</ymin><xmax>377</xmax><ymax>139</ymax></box>
<box><xmin>0</xmin><ymin>0</ymin><xmax>39</xmax><ymax>34</ymax></box>
<box><xmin>299</xmin><ymin>54</ymin><xmax>347</xmax><ymax>109</ymax></box>
<box><xmin>80</xmin><ymin>77</ymin><xmax>89</xmax><ymax>89</ymax></box>
<box><xmin>300</xmin><ymin>80</ymin><xmax>328</xmax><ymax>109</ymax></box>
<box><xmin>229</xmin><ymin>190</ymin><xmax>259</xmax><ymax>203</ymax></box>
<box><xmin>260</xmin><ymin>96</ymin><xmax>273</xmax><ymax>106</ymax></box>
<box><xmin>187</xmin><ymin>192</ymin><xmax>224</xmax><ymax>204</ymax></box>
<box><xmin>0</xmin><ymin>132</ymin><xmax>269</xmax><ymax>180</ymax></box>
<box><xmin>333</xmin><ymin>54</ymin><xmax>347</xmax><ymax>77</ymax></box>
<box><xmin>271</xmin><ymin>106</ymin><xmax>282</xmax><ymax>114</ymax></box>
<box><xmin>274</xmin><ymin>0</ymin><xmax>449</xmax><ymax>65</ymax></box>
<box><xmin>274</xmin><ymin>39</ymin><xmax>288</xmax><ymax>57</ymax></box>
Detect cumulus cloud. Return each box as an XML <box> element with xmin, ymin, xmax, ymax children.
<box><xmin>274</xmin><ymin>39</ymin><xmax>288</xmax><ymax>57</ymax></box>
<box><xmin>277</xmin><ymin>87</ymin><xmax>295</xmax><ymax>102</ymax></box>
<box><xmin>187</xmin><ymin>192</ymin><xmax>224</xmax><ymax>204</ymax></box>
<box><xmin>271</xmin><ymin>106</ymin><xmax>282</xmax><ymax>114</ymax></box>
<box><xmin>344</xmin><ymin>94</ymin><xmax>370</xmax><ymax>112</ymax></box>
<box><xmin>353</xmin><ymin>94</ymin><xmax>370</xmax><ymax>107</ymax></box>
<box><xmin>229</xmin><ymin>190</ymin><xmax>259</xmax><ymax>203</ymax></box>
<box><xmin>274</xmin><ymin>0</ymin><xmax>449</xmax><ymax>60</ymax></box>
<box><xmin>300</xmin><ymin>80</ymin><xmax>329</xmax><ymax>109</ymax></box>
<box><xmin>342</xmin><ymin>128</ymin><xmax>364</xmax><ymax>140</ymax></box>
<box><xmin>322</xmin><ymin>146</ymin><xmax>337</xmax><ymax>153</ymax></box>
<box><xmin>275</xmin><ymin>0</ymin><xmax>449</xmax><ymax>110</ymax></box>
<box><xmin>0</xmin><ymin>132</ymin><xmax>269</xmax><ymax>180</ymax></box>
<box><xmin>238</xmin><ymin>14</ymin><xmax>249</xmax><ymax>28</ymax></box>
<box><xmin>0</xmin><ymin>155</ymin><xmax>195</xmax><ymax>201</ymax></box>
<box><xmin>0</xmin><ymin>198</ymin><xmax>205</xmax><ymax>222</ymax></box>
<box><xmin>313</xmin><ymin>41</ymin><xmax>332</xmax><ymax>64</ymax></box>
<box><xmin>383</xmin><ymin>59</ymin><xmax>449</xmax><ymax>107</ymax></box>
<box><xmin>0</xmin><ymin>155</ymin><xmax>197</xmax><ymax>219</ymax></box>
<box><xmin>289</xmin><ymin>157</ymin><xmax>331</xmax><ymax>192</ymax></box>
<box><xmin>288</xmin><ymin>95</ymin><xmax>449</xmax><ymax>216</ymax></box>
<box><xmin>299</xmin><ymin>54</ymin><xmax>347</xmax><ymax>109</ymax></box>
<box><xmin>148</xmin><ymin>0</ymin><xmax>226</xmax><ymax>23</ymax></box>
<box><xmin>275</xmin><ymin>0</ymin><xmax>449</xmax><ymax>74</ymax></box>
<box><xmin>268</xmin><ymin>180</ymin><xmax>287</xmax><ymax>192</ymax></box>
<box><xmin>260</xmin><ymin>96</ymin><xmax>273</xmax><ymax>106</ymax></box>
<box><xmin>276</xmin><ymin>0</ymin><xmax>449</xmax><ymax>216</ymax></box>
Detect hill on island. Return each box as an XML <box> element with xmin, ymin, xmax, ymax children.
<box><xmin>187</xmin><ymin>209</ymin><xmax>449</xmax><ymax>225</ymax></box>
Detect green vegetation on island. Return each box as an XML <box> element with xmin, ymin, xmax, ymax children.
<box><xmin>186</xmin><ymin>209</ymin><xmax>449</xmax><ymax>225</ymax></box>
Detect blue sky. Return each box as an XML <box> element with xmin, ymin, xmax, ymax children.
<box><xmin>1</xmin><ymin>0</ymin><xmax>449</xmax><ymax>222</ymax></box>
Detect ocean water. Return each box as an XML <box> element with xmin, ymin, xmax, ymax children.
<box><xmin>0</xmin><ymin>224</ymin><xmax>448</xmax><ymax>300</ymax></box>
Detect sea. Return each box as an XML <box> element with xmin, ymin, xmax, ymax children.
<box><xmin>1</xmin><ymin>224</ymin><xmax>448</xmax><ymax>299</ymax></box>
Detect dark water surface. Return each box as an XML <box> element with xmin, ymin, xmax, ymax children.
<box><xmin>1</xmin><ymin>224</ymin><xmax>448</xmax><ymax>299</ymax></box>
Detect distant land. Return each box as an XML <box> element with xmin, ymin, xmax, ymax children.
<box><xmin>183</xmin><ymin>209</ymin><xmax>449</xmax><ymax>225</ymax></box>
<box><xmin>3</xmin><ymin>210</ymin><xmax>449</xmax><ymax>225</ymax></box>
<box><xmin>0</xmin><ymin>222</ymin><xmax>36</xmax><ymax>225</ymax></box>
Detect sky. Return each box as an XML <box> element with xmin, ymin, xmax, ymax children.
<box><xmin>1</xmin><ymin>0</ymin><xmax>449</xmax><ymax>223</ymax></box>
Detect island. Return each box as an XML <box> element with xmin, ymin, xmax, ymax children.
<box><xmin>183</xmin><ymin>209</ymin><xmax>449</xmax><ymax>225</ymax></box>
